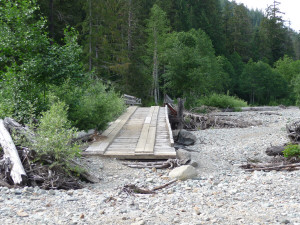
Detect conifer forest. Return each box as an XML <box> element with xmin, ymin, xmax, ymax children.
<box><xmin>1</xmin><ymin>0</ymin><xmax>300</xmax><ymax>129</ymax></box>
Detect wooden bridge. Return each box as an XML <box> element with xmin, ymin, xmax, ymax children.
<box><xmin>83</xmin><ymin>106</ymin><xmax>176</xmax><ymax>159</ymax></box>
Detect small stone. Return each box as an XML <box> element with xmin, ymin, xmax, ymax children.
<box><xmin>146</xmin><ymin>178</ymin><xmax>154</xmax><ymax>183</ymax></box>
<box><xmin>189</xmin><ymin>160</ymin><xmax>199</xmax><ymax>167</ymax></box>
<box><xmin>173</xmin><ymin>218</ymin><xmax>180</xmax><ymax>223</ymax></box>
<box><xmin>194</xmin><ymin>206</ymin><xmax>201</xmax><ymax>215</ymax></box>
<box><xmin>281</xmin><ymin>219</ymin><xmax>290</xmax><ymax>224</ymax></box>
<box><xmin>80</xmin><ymin>214</ymin><xmax>84</xmax><ymax>219</ymax></box>
<box><xmin>67</xmin><ymin>198</ymin><xmax>79</xmax><ymax>201</ymax></box>
<box><xmin>17</xmin><ymin>210</ymin><xmax>29</xmax><ymax>217</ymax></box>
<box><xmin>131</xmin><ymin>220</ymin><xmax>145</xmax><ymax>225</ymax></box>
<box><xmin>99</xmin><ymin>210</ymin><xmax>105</xmax><ymax>215</ymax></box>
<box><xmin>48</xmin><ymin>190</ymin><xmax>55</xmax><ymax>195</ymax></box>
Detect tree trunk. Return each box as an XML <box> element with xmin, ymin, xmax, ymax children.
<box><xmin>49</xmin><ymin>0</ymin><xmax>54</xmax><ymax>44</ymax></box>
<box><xmin>177</xmin><ymin>98</ymin><xmax>184</xmax><ymax>130</ymax></box>
<box><xmin>89</xmin><ymin>0</ymin><xmax>92</xmax><ymax>72</ymax></box>
<box><xmin>127</xmin><ymin>0</ymin><xmax>132</xmax><ymax>53</ymax></box>
<box><xmin>152</xmin><ymin>27</ymin><xmax>159</xmax><ymax>105</ymax></box>
<box><xmin>0</xmin><ymin>120</ymin><xmax>27</xmax><ymax>185</ymax></box>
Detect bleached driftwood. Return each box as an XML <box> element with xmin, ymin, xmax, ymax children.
<box><xmin>73</xmin><ymin>129</ymin><xmax>96</xmax><ymax>142</ymax></box>
<box><xmin>3</xmin><ymin>117</ymin><xmax>36</xmax><ymax>144</ymax></box>
<box><xmin>0</xmin><ymin>119</ymin><xmax>27</xmax><ymax>184</ymax></box>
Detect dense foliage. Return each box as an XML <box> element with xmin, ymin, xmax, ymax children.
<box><xmin>0</xmin><ymin>0</ymin><xmax>125</xmax><ymax>127</ymax></box>
<box><xmin>32</xmin><ymin>0</ymin><xmax>300</xmax><ymax>107</ymax></box>
<box><xmin>283</xmin><ymin>144</ymin><xmax>300</xmax><ymax>159</ymax></box>
<box><xmin>2</xmin><ymin>0</ymin><xmax>300</xmax><ymax>120</ymax></box>
<box><xmin>33</xmin><ymin>100</ymin><xmax>80</xmax><ymax>170</ymax></box>
<box><xmin>197</xmin><ymin>94</ymin><xmax>247</xmax><ymax>109</ymax></box>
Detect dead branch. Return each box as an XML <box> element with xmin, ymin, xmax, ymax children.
<box><xmin>123</xmin><ymin>159</ymin><xmax>182</xmax><ymax>169</ymax></box>
<box><xmin>241</xmin><ymin>163</ymin><xmax>300</xmax><ymax>172</ymax></box>
<box><xmin>152</xmin><ymin>179</ymin><xmax>177</xmax><ymax>191</ymax></box>
<box><xmin>122</xmin><ymin>179</ymin><xmax>178</xmax><ymax>195</ymax></box>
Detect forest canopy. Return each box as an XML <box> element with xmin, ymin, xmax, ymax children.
<box><xmin>1</xmin><ymin>0</ymin><xmax>300</xmax><ymax>127</ymax></box>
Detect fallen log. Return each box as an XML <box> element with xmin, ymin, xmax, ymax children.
<box><xmin>73</xmin><ymin>129</ymin><xmax>96</xmax><ymax>142</ymax></box>
<box><xmin>123</xmin><ymin>159</ymin><xmax>181</xmax><ymax>169</ymax></box>
<box><xmin>122</xmin><ymin>179</ymin><xmax>178</xmax><ymax>195</ymax></box>
<box><xmin>0</xmin><ymin>119</ymin><xmax>27</xmax><ymax>184</ymax></box>
<box><xmin>3</xmin><ymin>117</ymin><xmax>36</xmax><ymax>144</ymax></box>
<box><xmin>241</xmin><ymin>106</ymin><xmax>282</xmax><ymax>112</ymax></box>
<box><xmin>242</xmin><ymin>163</ymin><xmax>300</xmax><ymax>172</ymax></box>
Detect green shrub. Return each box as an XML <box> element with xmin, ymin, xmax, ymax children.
<box><xmin>283</xmin><ymin>144</ymin><xmax>300</xmax><ymax>158</ymax></box>
<box><xmin>197</xmin><ymin>93</ymin><xmax>248</xmax><ymax>109</ymax></box>
<box><xmin>52</xmin><ymin>79</ymin><xmax>125</xmax><ymax>131</ymax></box>
<box><xmin>33</xmin><ymin>100</ymin><xmax>80</xmax><ymax>170</ymax></box>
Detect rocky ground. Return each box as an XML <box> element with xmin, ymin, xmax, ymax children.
<box><xmin>1</xmin><ymin>107</ymin><xmax>300</xmax><ymax>225</ymax></box>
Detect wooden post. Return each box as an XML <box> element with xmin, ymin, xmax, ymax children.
<box><xmin>0</xmin><ymin>119</ymin><xmax>27</xmax><ymax>184</ymax></box>
<box><xmin>177</xmin><ymin>98</ymin><xmax>184</xmax><ymax>130</ymax></box>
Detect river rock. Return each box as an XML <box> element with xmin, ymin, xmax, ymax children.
<box><xmin>176</xmin><ymin>129</ymin><xmax>196</xmax><ymax>146</ymax></box>
<box><xmin>169</xmin><ymin>165</ymin><xmax>198</xmax><ymax>180</ymax></box>
<box><xmin>176</xmin><ymin>149</ymin><xmax>191</xmax><ymax>164</ymax></box>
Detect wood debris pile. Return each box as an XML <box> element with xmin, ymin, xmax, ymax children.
<box><xmin>242</xmin><ymin>119</ymin><xmax>300</xmax><ymax>172</ymax></box>
<box><xmin>0</xmin><ymin>117</ymin><xmax>98</xmax><ymax>189</ymax></box>
<box><xmin>183</xmin><ymin>112</ymin><xmax>261</xmax><ymax>130</ymax></box>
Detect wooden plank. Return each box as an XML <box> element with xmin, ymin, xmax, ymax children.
<box><xmin>165</xmin><ymin>105</ymin><xmax>174</xmax><ymax>147</ymax></box>
<box><xmin>144</xmin><ymin>126</ymin><xmax>156</xmax><ymax>153</ymax></box>
<box><xmin>135</xmin><ymin>106</ymin><xmax>159</xmax><ymax>154</ymax></box>
<box><xmin>85</xmin><ymin>106</ymin><xmax>137</xmax><ymax>154</ymax></box>
<box><xmin>135</xmin><ymin>123</ymin><xmax>150</xmax><ymax>153</ymax></box>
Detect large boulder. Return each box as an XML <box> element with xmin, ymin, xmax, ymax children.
<box><xmin>169</xmin><ymin>165</ymin><xmax>198</xmax><ymax>180</ymax></box>
<box><xmin>176</xmin><ymin>129</ymin><xmax>196</xmax><ymax>146</ymax></box>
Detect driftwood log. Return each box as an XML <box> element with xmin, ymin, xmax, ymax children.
<box><xmin>3</xmin><ymin>117</ymin><xmax>36</xmax><ymax>144</ymax></box>
<box><xmin>241</xmin><ymin>162</ymin><xmax>300</xmax><ymax>171</ymax></box>
<box><xmin>73</xmin><ymin>129</ymin><xmax>96</xmax><ymax>142</ymax></box>
<box><xmin>123</xmin><ymin>159</ymin><xmax>182</xmax><ymax>169</ymax></box>
<box><xmin>122</xmin><ymin>179</ymin><xmax>177</xmax><ymax>195</ymax></box>
<box><xmin>241</xmin><ymin>106</ymin><xmax>283</xmax><ymax>112</ymax></box>
<box><xmin>0</xmin><ymin>119</ymin><xmax>27</xmax><ymax>184</ymax></box>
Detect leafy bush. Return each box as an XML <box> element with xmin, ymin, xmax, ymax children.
<box><xmin>51</xmin><ymin>79</ymin><xmax>125</xmax><ymax>131</ymax></box>
<box><xmin>197</xmin><ymin>93</ymin><xmax>248</xmax><ymax>109</ymax></box>
<box><xmin>32</xmin><ymin>100</ymin><xmax>80</xmax><ymax>170</ymax></box>
<box><xmin>283</xmin><ymin>144</ymin><xmax>300</xmax><ymax>158</ymax></box>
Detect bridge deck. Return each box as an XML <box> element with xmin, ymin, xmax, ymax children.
<box><xmin>83</xmin><ymin>106</ymin><xmax>176</xmax><ymax>159</ymax></box>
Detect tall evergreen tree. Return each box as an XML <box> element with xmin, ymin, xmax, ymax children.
<box><xmin>145</xmin><ymin>4</ymin><xmax>170</xmax><ymax>105</ymax></box>
<box><xmin>259</xmin><ymin>0</ymin><xmax>294</xmax><ymax>64</ymax></box>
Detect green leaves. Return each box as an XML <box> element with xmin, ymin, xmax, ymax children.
<box><xmin>239</xmin><ymin>60</ymin><xmax>288</xmax><ymax>105</ymax></box>
<box><xmin>283</xmin><ymin>144</ymin><xmax>300</xmax><ymax>159</ymax></box>
<box><xmin>33</xmin><ymin>100</ymin><xmax>80</xmax><ymax>169</ymax></box>
<box><xmin>163</xmin><ymin>29</ymin><xmax>228</xmax><ymax>105</ymax></box>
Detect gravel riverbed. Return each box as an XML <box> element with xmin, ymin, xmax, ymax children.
<box><xmin>1</xmin><ymin>107</ymin><xmax>300</xmax><ymax>225</ymax></box>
